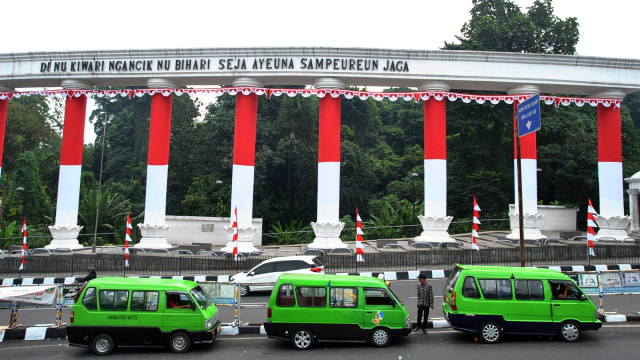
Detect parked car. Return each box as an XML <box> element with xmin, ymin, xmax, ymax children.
<box><xmin>231</xmin><ymin>256</ymin><xmax>324</xmax><ymax>296</ymax></box>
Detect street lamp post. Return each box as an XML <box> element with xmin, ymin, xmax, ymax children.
<box><xmin>411</xmin><ymin>173</ymin><xmax>419</xmax><ymax>224</ymax></box>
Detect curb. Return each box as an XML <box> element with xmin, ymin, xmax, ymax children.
<box><xmin>3</xmin><ymin>264</ymin><xmax>639</xmax><ymax>285</ymax></box>
<box><xmin>3</xmin><ymin>316</ymin><xmax>639</xmax><ymax>342</ymax></box>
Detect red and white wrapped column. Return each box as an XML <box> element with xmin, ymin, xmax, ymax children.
<box><xmin>222</xmin><ymin>78</ymin><xmax>261</xmax><ymax>253</ymax></box>
<box><xmin>137</xmin><ymin>79</ymin><xmax>175</xmax><ymax>248</ymax></box>
<box><xmin>507</xmin><ymin>86</ymin><xmax>544</xmax><ymax>240</ymax></box>
<box><xmin>309</xmin><ymin>78</ymin><xmax>347</xmax><ymax>249</ymax></box>
<box><xmin>415</xmin><ymin>82</ymin><xmax>454</xmax><ymax>244</ymax></box>
<box><xmin>594</xmin><ymin>90</ymin><xmax>629</xmax><ymax>239</ymax></box>
<box><xmin>48</xmin><ymin>80</ymin><xmax>91</xmax><ymax>249</ymax></box>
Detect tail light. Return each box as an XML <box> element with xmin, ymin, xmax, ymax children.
<box><xmin>310</xmin><ymin>267</ymin><xmax>322</xmax><ymax>272</ymax></box>
<box><xmin>451</xmin><ymin>292</ymin><xmax>457</xmax><ymax>311</ymax></box>
<box><xmin>70</xmin><ymin>311</ymin><xmax>74</xmax><ymax>323</ymax></box>
<box><xmin>267</xmin><ymin>307</ymin><xmax>272</xmax><ymax>319</ymax></box>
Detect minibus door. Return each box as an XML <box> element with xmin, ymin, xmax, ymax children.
<box><xmin>362</xmin><ymin>288</ymin><xmax>404</xmax><ymax>330</ymax></box>
<box><xmin>163</xmin><ymin>292</ymin><xmax>202</xmax><ymax>331</ymax></box>
<box><xmin>550</xmin><ymin>281</ymin><xmax>594</xmax><ymax>324</ymax></box>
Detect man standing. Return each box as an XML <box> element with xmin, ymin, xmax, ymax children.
<box><xmin>415</xmin><ymin>274</ymin><xmax>434</xmax><ymax>334</ymax></box>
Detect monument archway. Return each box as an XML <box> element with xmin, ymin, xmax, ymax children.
<box><xmin>1</xmin><ymin>47</ymin><xmax>639</xmax><ymax>249</ymax></box>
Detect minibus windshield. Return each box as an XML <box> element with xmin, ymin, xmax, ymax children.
<box><xmin>191</xmin><ymin>286</ymin><xmax>213</xmax><ymax>309</ymax></box>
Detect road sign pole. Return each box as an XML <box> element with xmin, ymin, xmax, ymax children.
<box><xmin>514</xmin><ymin>102</ymin><xmax>525</xmax><ymax>267</ymax></box>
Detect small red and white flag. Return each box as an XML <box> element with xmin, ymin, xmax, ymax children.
<box><xmin>232</xmin><ymin>206</ymin><xmax>238</xmax><ymax>261</ymax></box>
<box><xmin>19</xmin><ymin>217</ymin><xmax>27</xmax><ymax>271</ymax></box>
<box><xmin>356</xmin><ymin>207</ymin><xmax>365</xmax><ymax>262</ymax></box>
<box><xmin>472</xmin><ymin>197</ymin><xmax>481</xmax><ymax>251</ymax></box>
<box><xmin>125</xmin><ymin>214</ymin><xmax>132</xmax><ymax>267</ymax></box>
<box><xmin>587</xmin><ymin>199</ymin><xmax>598</xmax><ymax>257</ymax></box>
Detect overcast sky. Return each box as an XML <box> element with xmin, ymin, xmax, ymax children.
<box><xmin>3</xmin><ymin>0</ymin><xmax>637</xmax><ymax>59</ymax></box>
<box><xmin>3</xmin><ymin>0</ymin><xmax>637</xmax><ymax>143</ymax></box>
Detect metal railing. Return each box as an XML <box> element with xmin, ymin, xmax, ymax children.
<box><xmin>1</xmin><ymin>243</ymin><xmax>639</xmax><ymax>279</ymax></box>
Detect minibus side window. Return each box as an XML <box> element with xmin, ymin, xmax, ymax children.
<box><xmin>99</xmin><ymin>290</ymin><xmax>129</xmax><ymax>311</ymax></box>
<box><xmin>478</xmin><ymin>279</ymin><xmax>512</xmax><ymax>300</ymax></box>
<box><xmin>364</xmin><ymin>288</ymin><xmax>396</xmax><ymax>306</ymax></box>
<box><xmin>82</xmin><ymin>287</ymin><xmax>97</xmax><ymax>310</ymax></box>
<box><xmin>276</xmin><ymin>284</ymin><xmax>295</xmax><ymax>307</ymax></box>
<box><xmin>330</xmin><ymin>287</ymin><xmax>358</xmax><ymax>308</ymax></box>
<box><xmin>131</xmin><ymin>291</ymin><xmax>159</xmax><ymax>311</ymax></box>
<box><xmin>515</xmin><ymin>280</ymin><xmax>544</xmax><ymax>300</ymax></box>
<box><xmin>550</xmin><ymin>281</ymin><xmax>581</xmax><ymax>300</ymax></box>
<box><xmin>295</xmin><ymin>286</ymin><xmax>327</xmax><ymax>307</ymax></box>
<box><xmin>461</xmin><ymin>276</ymin><xmax>480</xmax><ymax>298</ymax></box>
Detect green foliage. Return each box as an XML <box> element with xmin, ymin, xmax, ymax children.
<box><xmin>77</xmin><ymin>188</ymin><xmax>135</xmax><ymax>246</ymax></box>
<box><xmin>445</xmin><ymin>0</ymin><xmax>579</xmax><ymax>54</ymax></box>
<box><xmin>265</xmin><ymin>219</ymin><xmax>313</xmax><ymax>245</ymax></box>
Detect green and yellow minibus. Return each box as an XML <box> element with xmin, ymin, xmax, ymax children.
<box><xmin>442</xmin><ymin>264</ymin><xmax>602</xmax><ymax>343</ymax></box>
<box><xmin>67</xmin><ymin>277</ymin><xmax>220</xmax><ymax>355</ymax></box>
<box><xmin>264</xmin><ymin>273</ymin><xmax>412</xmax><ymax>350</ymax></box>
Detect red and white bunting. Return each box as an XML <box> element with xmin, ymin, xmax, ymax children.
<box><xmin>587</xmin><ymin>199</ymin><xmax>598</xmax><ymax>257</ymax></box>
<box><xmin>0</xmin><ymin>88</ymin><xmax>622</xmax><ymax>108</ymax></box>
<box><xmin>356</xmin><ymin>207</ymin><xmax>365</xmax><ymax>262</ymax></box>
<box><xmin>472</xmin><ymin>197</ymin><xmax>481</xmax><ymax>251</ymax></box>
<box><xmin>19</xmin><ymin>218</ymin><xmax>27</xmax><ymax>271</ymax></box>
<box><xmin>232</xmin><ymin>207</ymin><xmax>239</xmax><ymax>261</ymax></box>
<box><xmin>125</xmin><ymin>214</ymin><xmax>132</xmax><ymax>267</ymax></box>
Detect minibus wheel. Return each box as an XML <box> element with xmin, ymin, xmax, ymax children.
<box><xmin>370</xmin><ymin>327</ymin><xmax>391</xmax><ymax>347</ymax></box>
<box><xmin>91</xmin><ymin>333</ymin><xmax>114</xmax><ymax>355</ymax></box>
<box><xmin>479</xmin><ymin>321</ymin><xmax>502</xmax><ymax>344</ymax></box>
<box><xmin>240</xmin><ymin>285</ymin><xmax>250</xmax><ymax>296</ymax></box>
<box><xmin>290</xmin><ymin>328</ymin><xmax>314</xmax><ymax>350</ymax></box>
<box><xmin>169</xmin><ymin>331</ymin><xmax>192</xmax><ymax>353</ymax></box>
<box><xmin>559</xmin><ymin>321</ymin><xmax>581</xmax><ymax>342</ymax></box>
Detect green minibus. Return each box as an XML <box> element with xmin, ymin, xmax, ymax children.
<box><xmin>67</xmin><ymin>277</ymin><xmax>220</xmax><ymax>355</ymax></box>
<box><xmin>442</xmin><ymin>265</ymin><xmax>602</xmax><ymax>343</ymax></box>
<box><xmin>264</xmin><ymin>273</ymin><xmax>412</xmax><ymax>350</ymax></box>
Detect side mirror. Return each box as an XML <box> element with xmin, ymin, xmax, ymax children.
<box><xmin>249</xmin><ymin>271</ymin><xmax>255</xmax><ymax>276</ymax></box>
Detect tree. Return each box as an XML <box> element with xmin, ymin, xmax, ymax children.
<box><xmin>444</xmin><ymin>0</ymin><xmax>579</xmax><ymax>54</ymax></box>
<box><xmin>5</xmin><ymin>151</ymin><xmax>53</xmax><ymax>225</ymax></box>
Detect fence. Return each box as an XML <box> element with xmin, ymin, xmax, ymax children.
<box><xmin>1</xmin><ymin>243</ymin><xmax>639</xmax><ymax>279</ymax></box>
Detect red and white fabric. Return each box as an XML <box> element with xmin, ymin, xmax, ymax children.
<box><xmin>317</xmin><ymin>96</ymin><xmax>341</xmax><ymax>223</ymax></box>
<box><xmin>232</xmin><ymin>206</ymin><xmax>239</xmax><ymax>261</ymax></box>
<box><xmin>143</xmin><ymin>93</ymin><xmax>172</xmax><ymax>227</ymax></box>
<box><xmin>125</xmin><ymin>214</ymin><xmax>132</xmax><ymax>267</ymax></box>
<box><xmin>472</xmin><ymin>197</ymin><xmax>481</xmax><ymax>251</ymax></box>
<box><xmin>424</xmin><ymin>97</ymin><xmax>447</xmax><ymax>217</ymax></box>
<box><xmin>19</xmin><ymin>218</ymin><xmax>27</xmax><ymax>271</ymax></box>
<box><xmin>230</xmin><ymin>93</ymin><xmax>258</xmax><ymax>229</ymax></box>
<box><xmin>597</xmin><ymin>105</ymin><xmax>624</xmax><ymax>218</ymax></box>
<box><xmin>356</xmin><ymin>207</ymin><xmax>365</xmax><ymax>262</ymax></box>
<box><xmin>587</xmin><ymin>199</ymin><xmax>598</xmax><ymax>257</ymax></box>
<box><xmin>54</xmin><ymin>95</ymin><xmax>87</xmax><ymax>227</ymax></box>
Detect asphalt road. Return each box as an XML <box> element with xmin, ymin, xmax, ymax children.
<box><xmin>1</xmin><ymin>325</ymin><xmax>640</xmax><ymax>359</ymax></box>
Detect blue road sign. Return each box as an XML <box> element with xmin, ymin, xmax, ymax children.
<box><xmin>517</xmin><ymin>94</ymin><xmax>541</xmax><ymax>137</ymax></box>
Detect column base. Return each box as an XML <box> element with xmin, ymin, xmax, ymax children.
<box><xmin>307</xmin><ymin>222</ymin><xmax>347</xmax><ymax>249</ymax></box>
<box><xmin>220</xmin><ymin>226</ymin><xmax>259</xmax><ymax>253</ymax></box>
<box><xmin>136</xmin><ymin>224</ymin><xmax>172</xmax><ymax>249</ymax></box>
<box><xmin>595</xmin><ymin>215</ymin><xmax>630</xmax><ymax>241</ymax></box>
<box><xmin>507</xmin><ymin>212</ymin><xmax>547</xmax><ymax>240</ymax></box>
<box><xmin>414</xmin><ymin>215</ymin><xmax>456</xmax><ymax>244</ymax></box>
<box><xmin>46</xmin><ymin>225</ymin><xmax>84</xmax><ymax>249</ymax></box>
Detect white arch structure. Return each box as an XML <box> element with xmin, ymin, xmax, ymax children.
<box><xmin>1</xmin><ymin>47</ymin><xmax>640</xmax><ymax>249</ymax></box>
